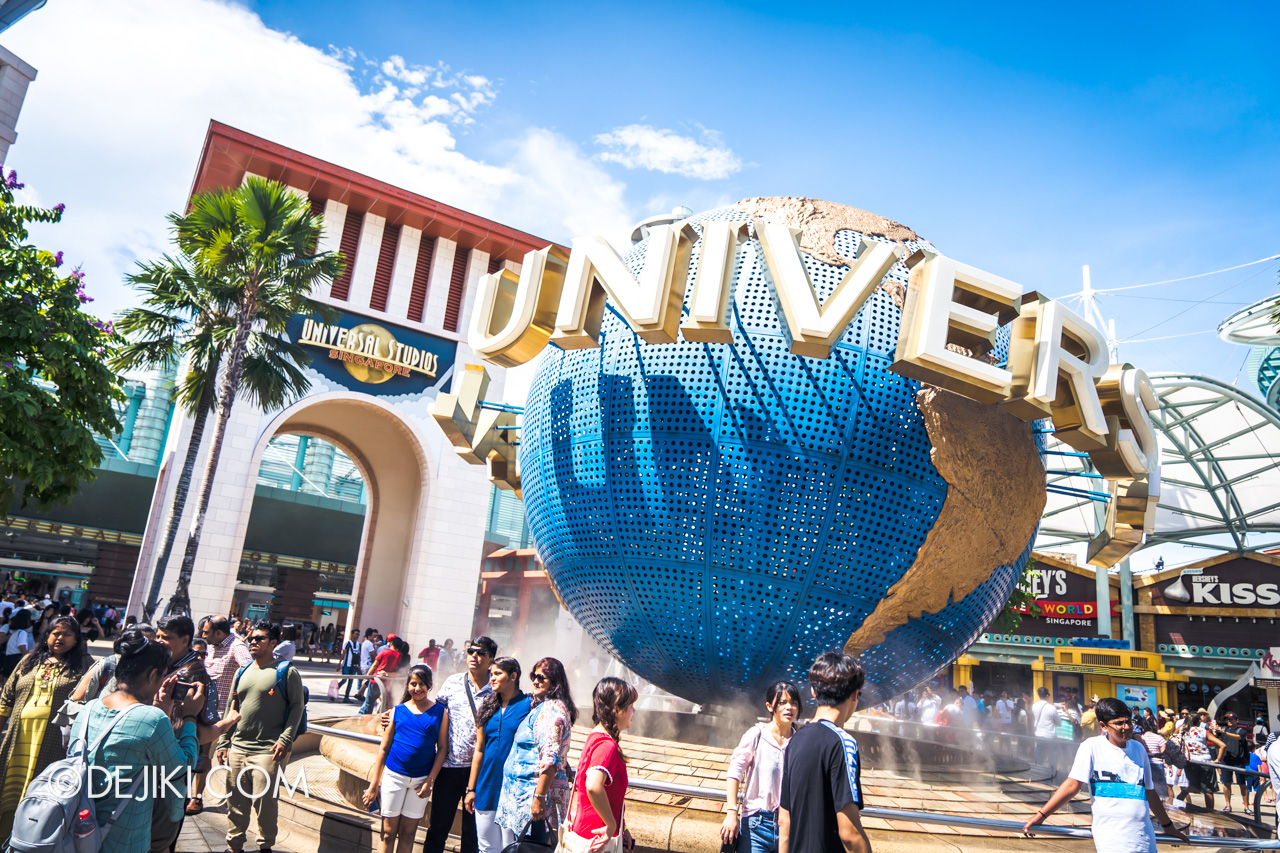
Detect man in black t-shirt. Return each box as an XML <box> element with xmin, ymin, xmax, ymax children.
<box><xmin>1216</xmin><ymin>711</ymin><xmax>1252</xmax><ymax>812</ymax></box>
<box><xmin>780</xmin><ymin>651</ymin><xmax>870</xmax><ymax>853</ymax></box>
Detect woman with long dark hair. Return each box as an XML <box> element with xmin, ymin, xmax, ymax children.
<box><xmin>466</xmin><ymin>657</ymin><xmax>532</xmax><ymax>853</ymax></box>
<box><xmin>69</xmin><ymin>628</ymin><xmax>206</xmax><ymax>853</ymax></box>
<box><xmin>1</xmin><ymin>608</ymin><xmax>33</xmax><ymax>677</ymax></box>
<box><xmin>0</xmin><ymin>615</ymin><xmax>93</xmax><ymax>837</ymax></box>
<box><xmin>76</xmin><ymin>606</ymin><xmax>103</xmax><ymax>642</ymax></box>
<box><xmin>364</xmin><ymin>664</ymin><xmax>449</xmax><ymax>853</ymax></box>
<box><xmin>719</xmin><ymin>681</ymin><xmax>802</xmax><ymax>853</ymax></box>
<box><xmin>496</xmin><ymin>657</ymin><xmax>576</xmax><ymax>844</ymax></box>
<box><xmin>563</xmin><ymin>677</ymin><xmax>639</xmax><ymax>853</ymax></box>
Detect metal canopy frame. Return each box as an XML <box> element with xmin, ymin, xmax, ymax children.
<box><xmin>1037</xmin><ymin>373</ymin><xmax>1280</xmax><ymax>555</ymax></box>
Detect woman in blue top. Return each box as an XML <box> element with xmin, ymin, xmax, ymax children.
<box><xmin>68</xmin><ymin>629</ymin><xmax>206</xmax><ymax>853</ymax></box>
<box><xmin>465</xmin><ymin>657</ymin><xmax>533</xmax><ymax>853</ymax></box>
<box><xmin>496</xmin><ymin>657</ymin><xmax>576</xmax><ymax>844</ymax></box>
<box><xmin>364</xmin><ymin>664</ymin><xmax>449</xmax><ymax>853</ymax></box>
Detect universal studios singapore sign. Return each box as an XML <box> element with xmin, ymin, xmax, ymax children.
<box><xmin>432</xmin><ymin>216</ymin><xmax>1160</xmax><ymax>568</ymax></box>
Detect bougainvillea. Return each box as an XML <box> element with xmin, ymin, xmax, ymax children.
<box><xmin>0</xmin><ymin>170</ymin><xmax>124</xmax><ymax>514</ymax></box>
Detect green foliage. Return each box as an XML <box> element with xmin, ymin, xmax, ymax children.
<box><xmin>992</xmin><ymin>557</ymin><xmax>1042</xmax><ymax>633</ymax></box>
<box><xmin>0</xmin><ymin>174</ymin><xmax>124</xmax><ymax>515</ymax></box>
<box><xmin>113</xmin><ymin>254</ymin><xmax>324</xmax><ymax>414</ymax></box>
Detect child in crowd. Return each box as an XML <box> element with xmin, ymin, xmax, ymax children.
<box><xmin>364</xmin><ymin>665</ymin><xmax>449</xmax><ymax>853</ymax></box>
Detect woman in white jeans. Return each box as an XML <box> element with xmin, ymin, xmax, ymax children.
<box><xmin>465</xmin><ymin>657</ymin><xmax>532</xmax><ymax>853</ymax></box>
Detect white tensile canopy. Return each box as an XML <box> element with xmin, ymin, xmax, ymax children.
<box><xmin>1037</xmin><ymin>373</ymin><xmax>1280</xmax><ymax>556</ymax></box>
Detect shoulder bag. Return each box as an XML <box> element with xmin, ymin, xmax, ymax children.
<box><xmin>558</xmin><ymin>735</ymin><xmax>623</xmax><ymax>853</ymax></box>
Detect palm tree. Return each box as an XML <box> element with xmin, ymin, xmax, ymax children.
<box><xmin>113</xmin><ymin>253</ymin><xmax>332</xmax><ymax>617</ymax></box>
<box><xmin>150</xmin><ymin>177</ymin><xmax>340</xmax><ymax>615</ymax></box>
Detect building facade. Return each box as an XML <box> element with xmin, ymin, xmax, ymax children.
<box><xmin>113</xmin><ymin>121</ymin><xmax>554</xmax><ymax>643</ymax></box>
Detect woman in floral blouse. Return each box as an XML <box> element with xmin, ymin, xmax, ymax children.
<box><xmin>496</xmin><ymin>657</ymin><xmax>576</xmax><ymax>842</ymax></box>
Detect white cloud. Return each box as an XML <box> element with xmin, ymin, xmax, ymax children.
<box><xmin>1</xmin><ymin>0</ymin><xmax>634</xmax><ymax>320</ymax></box>
<box><xmin>593</xmin><ymin>124</ymin><xmax>742</xmax><ymax>180</ymax></box>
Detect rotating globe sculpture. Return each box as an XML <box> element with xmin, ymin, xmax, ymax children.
<box><xmin>519</xmin><ymin>198</ymin><xmax>1045</xmax><ymax>706</ymax></box>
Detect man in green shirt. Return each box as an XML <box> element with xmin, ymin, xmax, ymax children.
<box><xmin>215</xmin><ymin>622</ymin><xmax>305</xmax><ymax>853</ymax></box>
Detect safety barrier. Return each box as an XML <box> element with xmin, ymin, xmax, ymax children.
<box><xmin>309</xmin><ymin>724</ymin><xmax>1280</xmax><ymax>848</ymax></box>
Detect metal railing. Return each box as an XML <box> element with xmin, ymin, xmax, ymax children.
<box><xmin>298</xmin><ymin>672</ymin><xmax>399</xmax><ymax>714</ymax></box>
<box><xmin>307</xmin><ymin>724</ymin><xmax>1280</xmax><ymax>848</ymax></box>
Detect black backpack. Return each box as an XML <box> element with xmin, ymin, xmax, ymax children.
<box><xmin>232</xmin><ymin>661</ymin><xmax>308</xmax><ymax>736</ymax></box>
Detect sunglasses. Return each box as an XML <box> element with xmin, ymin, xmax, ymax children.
<box><xmin>247</xmin><ymin>636</ymin><xmax>270</xmax><ymax>644</ymax></box>
<box><xmin>530</xmin><ymin>673</ymin><xmax>548</xmax><ymax>684</ymax></box>
<box><xmin>465</xmin><ymin>648</ymin><xmax>488</xmax><ymax>657</ymax></box>
<box><xmin>1107</xmin><ymin>719</ymin><xmax>1134</xmax><ymax>728</ymax></box>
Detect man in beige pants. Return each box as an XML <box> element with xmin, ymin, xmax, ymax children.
<box><xmin>215</xmin><ymin>622</ymin><xmax>305</xmax><ymax>853</ymax></box>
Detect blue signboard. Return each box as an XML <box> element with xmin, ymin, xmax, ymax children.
<box><xmin>286</xmin><ymin>310</ymin><xmax>457</xmax><ymax>396</ymax></box>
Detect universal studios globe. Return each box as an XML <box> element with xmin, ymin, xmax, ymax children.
<box><xmin>519</xmin><ymin>198</ymin><xmax>1045</xmax><ymax>706</ymax></box>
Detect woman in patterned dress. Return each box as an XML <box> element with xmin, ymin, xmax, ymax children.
<box><xmin>495</xmin><ymin>657</ymin><xmax>576</xmax><ymax>843</ymax></box>
<box><xmin>0</xmin><ymin>615</ymin><xmax>93</xmax><ymax>838</ymax></box>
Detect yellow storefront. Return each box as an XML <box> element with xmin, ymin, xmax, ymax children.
<box><xmin>1029</xmin><ymin>648</ymin><xmax>1187</xmax><ymax>709</ymax></box>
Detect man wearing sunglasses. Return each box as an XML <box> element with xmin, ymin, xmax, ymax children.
<box><xmin>423</xmin><ymin>636</ymin><xmax>498</xmax><ymax>853</ymax></box>
<box><xmin>1025</xmin><ymin>698</ymin><xmax>1187</xmax><ymax>851</ymax></box>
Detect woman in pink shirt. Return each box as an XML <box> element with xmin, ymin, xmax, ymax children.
<box><xmin>719</xmin><ymin>681</ymin><xmax>802</xmax><ymax>853</ymax></box>
<box><xmin>563</xmin><ymin>677</ymin><xmax>638</xmax><ymax>853</ymax></box>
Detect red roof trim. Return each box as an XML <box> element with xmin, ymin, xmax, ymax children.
<box><xmin>188</xmin><ymin>120</ymin><xmax>565</xmax><ymax>265</ymax></box>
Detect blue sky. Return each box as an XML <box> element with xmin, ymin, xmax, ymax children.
<box><xmin>7</xmin><ymin>0</ymin><xmax>1280</xmax><ymax>386</ymax></box>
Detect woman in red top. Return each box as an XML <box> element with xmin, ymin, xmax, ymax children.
<box><xmin>565</xmin><ymin>677</ymin><xmax>638</xmax><ymax>853</ymax></box>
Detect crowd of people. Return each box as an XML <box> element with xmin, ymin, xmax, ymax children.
<box><xmin>0</xmin><ymin>590</ymin><xmax>1275</xmax><ymax>853</ymax></box>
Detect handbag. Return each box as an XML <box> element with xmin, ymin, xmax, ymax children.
<box><xmin>502</xmin><ymin>820</ymin><xmax>558</xmax><ymax>853</ymax></box>
<box><xmin>327</xmin><ymin>679</ymin><xmax>341</xmax><ymax>701</ymax></box>
<box><xmin>1161</xmin><ymin>737</ymin><xmax>1188</xmax><ymax>769</ymax></box>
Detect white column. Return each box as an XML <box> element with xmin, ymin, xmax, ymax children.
<box><xmin>421</xmin><ymin>237</ymin><xmax>457</xmax><ymax>331</ymax></box>
<box><xmin>401</xmin><ymin>449</ymin><xmax>492</xmax><ymax>649</ymax></box>
<box><xmin>457</xmin><ymin>249</ymin><xmax>490</xmax><ymax>338</ymax></box>
<box><xmin>384</xmin><ymin>226</ymin><xmax>422</xmax><ymax>320</ymax></box>
<box><xmin>315</xmin><ymin>200</ymin><xmax>349</xmax><ymax>299</ymax></box>
<box><xmin>148</xmin><ymin>394</ymin><xmax>265</xmax><ymax>619</ymax></box>
<box><xmin>317</xmin><ymin>200</ymin><xmax>348</xmax><ymax>256</ymax></box>
<box><xmin>346</xmin><ymin>212</ymin><xmax>386</xmax><ymax>310</ymax></box>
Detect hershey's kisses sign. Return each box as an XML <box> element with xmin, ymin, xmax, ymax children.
<box><xmin>447</xmin><ymin>217</ymin><xmax>1161</xmax><ymax>568</ymax></box>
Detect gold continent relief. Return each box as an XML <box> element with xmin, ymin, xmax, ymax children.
<box><xmin>340</xmin><ymin>323</ymin><xmax>399</xmax><ymax>385</ymax></box>
<box><xmin>730</xmin><ymin>197</ymin><xmax>1046</xmax><ymax>650</ymax></box>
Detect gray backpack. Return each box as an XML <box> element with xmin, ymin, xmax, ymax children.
<box><xmin>8</xmin><ymin>700</ymin><xmax>146</xmax><ymax>853</ymax></box>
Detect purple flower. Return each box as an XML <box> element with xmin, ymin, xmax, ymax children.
<box><xmin>69</xmin><ymin>269</ymin><xmax>84</xmax><ymax>281</ymax></box>
<box><xmin>53</xmin><ymin>251</ymin><xmax>63</xmax><ymax>267</ymax></box>
<box><xmin>2</xmin><ymin>362</ymin><xmax>10</xmax><ymax>369</ymax></box>
<box><xmin>5</xmin><ymin>170</ymin><xmax>24</xmax><ymax>190</ymax></box>
<box><xmin>52</xmin><ymin>203</ymin><xmax>64</xmax><ymax>214</ymax></box>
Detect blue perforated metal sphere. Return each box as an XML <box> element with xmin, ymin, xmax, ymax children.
<box><xmin>520</xmin><ymin>202</ymin><xmax>1038</xmax><ymax>706</ymax></box>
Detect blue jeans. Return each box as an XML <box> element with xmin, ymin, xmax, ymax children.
<box><xmin>338</xmin><ymin>664</ymin><xmax>360</xmax><ymax>700</ymax></box>
<box><xmin>358</xmin><ymin>679</ymin><xmax>381</xmax><ymax>715</ymax></box>
<box><xmin>739</xmin><ymin>810</ymin><xmax>778</xmax><ymax>853</ymax></box>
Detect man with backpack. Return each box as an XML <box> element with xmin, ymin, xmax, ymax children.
<box><xmin>215</xmin><ymin>621</ymin><xmax>305</xmax><ymax>853</ymax></box>
<box><xmin>335</xmin><ymin>627</ymin><xmax>362</xmax><ymax>703</ymax></box>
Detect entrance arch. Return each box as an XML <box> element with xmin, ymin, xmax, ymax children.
<box><xmin>229</xmin><ymin>391</ymin><xmax>433</xmax><ymax>637</ymax></box>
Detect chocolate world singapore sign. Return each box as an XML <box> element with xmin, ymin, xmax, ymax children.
<box><xmin>437</xmin><ymin>198</ymin><xmax>1159</xmax><ymax>701</ymax></box>
<box><xmin>458</xmin><ymin>203</ymin><xmax>1157</xmax><ymax>569</ymax></box>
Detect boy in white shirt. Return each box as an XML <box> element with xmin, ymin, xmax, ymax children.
<box><xmin>1024</xmin><ymin>698</ymin><xmax>1187</xmax><ymax>853</ymax></box>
